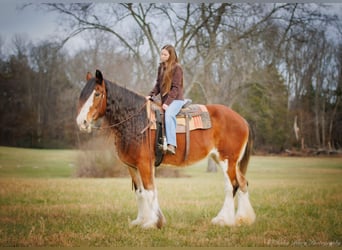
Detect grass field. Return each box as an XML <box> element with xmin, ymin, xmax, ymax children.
<box><xmin>0</xmin><ymin>146</ymin><xmax>341</xmax><ymax>247</ymax></box>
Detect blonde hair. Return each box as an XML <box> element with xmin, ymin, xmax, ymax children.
<box><xmin>161</xmin><ymin>44</ymin><xmax>179</xmax><ymax>96</ymax></box>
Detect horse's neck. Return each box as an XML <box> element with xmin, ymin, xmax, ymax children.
<box><xmin>106</xmin><ymin>81</ymin><xmax>144</xmax><ymax>116</ymax></box>
<box><xmin>105</xmin><ymin>81</ymin><xmax>146</xmax><ymax>133</ymax></box>
<box><xmin>105</xmin><ymin>82</ymin><xmax>147</xmax><ymax>155</ymax></box>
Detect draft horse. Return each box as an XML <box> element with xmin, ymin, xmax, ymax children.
<box><xmin>76</xmin><ymin>69</ymin><xmax>256</xmax><ymax>229</ymax></box>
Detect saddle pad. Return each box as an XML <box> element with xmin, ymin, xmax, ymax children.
<box><xmin>147</xmin><ymin>102</ymin><xmax>212</xmax><ymax>133</ymax></box>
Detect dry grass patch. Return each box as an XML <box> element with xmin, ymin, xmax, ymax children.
<box><xmin>0</xmin><ymin>150</ymin><xmax>341</xmax><ymax>247</ymax></box>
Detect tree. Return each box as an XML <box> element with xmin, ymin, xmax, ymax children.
<box><xmin>3</xmin><ymin>2</ymin><xmax>338</xmax><ymax>151</ymax></box>
<box><xmin>0</xmin><ymin>35</ymin><xmax>36</xmax><ymax>147</ymax></box>
<box><xmin>233</xmin><ymin>65</ymin><xmax>289</xmax><ymax>152</ymax></box>
<box><xmin>329</xmin><ymin>44</ymin><xmax>342</xmax><ymax>149</ymax></box>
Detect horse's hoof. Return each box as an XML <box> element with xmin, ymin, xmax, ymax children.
<box><xmin>156</xmin><ymin>211</ymin><xmax>166</xmax><ymax>229</ymax></box>
<box><xmin>130</xmin><ymin>218</ymin><xmax>142</xmax><ymax>227</ymax></box>
<box><xmin>142</xmin><ymin>221</ymin><xmax>158</xmax><ymax>229</ymax></box>
<box><xmin>235</xmin><ymin>214</ymin><xmax>256</xmax><ymax>226</ymax></box>
<box><xmin>211</xmin><ymin>216</ymin><xmax>235</xmax><ymax>227</ymax></box>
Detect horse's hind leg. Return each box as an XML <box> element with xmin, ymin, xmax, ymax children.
<box><xmin>211</xmin><ymin>148</ymin><xmax>255</xmax><ymax>227</ymax></box>
<box><xmin>235</xmin><ymin>150</ymin><xmax>256</xmax><ymax>226</ymax></box>
<box><xmin>235</xmin><ymin>187</ymin><xmax>256</xmax><ymax>226</ymax></box>
<box><xmin>211</xmin><ymin>151</ymin><xmax>236</xmax><ymax>226</ymax></box>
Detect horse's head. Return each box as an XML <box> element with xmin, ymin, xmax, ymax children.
<box><xmin>76</xmin><ymin>69</ymin><xmax>107</xmax><ymax>133</ymax></box>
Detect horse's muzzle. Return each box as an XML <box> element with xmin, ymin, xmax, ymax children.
<box><xmin>77</xmin><ymin>120</ymin><xmax>92</xmax><ymax>133</ymax></box>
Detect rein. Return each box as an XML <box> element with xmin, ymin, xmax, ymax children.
<box><xmin>93</xmin><ymin>100</ymin><xmax>148</xmax><ymax>130</ymax></box>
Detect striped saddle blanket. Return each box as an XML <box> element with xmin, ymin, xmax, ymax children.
<box><xmin>148</xmin><ymin>103</ymin><xmax>212</xmax><ymax>133</ymax></box>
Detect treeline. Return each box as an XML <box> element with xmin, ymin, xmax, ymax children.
<box><xmin>0</xmin><ymin>41</ymin><xmax>78</xmax><ymax>148</ymax></box>
<box><xmin>0</xmin><ymin>3</ymin><xmax>341</xmax><ymax>153</ymax></box>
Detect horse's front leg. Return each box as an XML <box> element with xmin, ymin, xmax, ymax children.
<box><xmin>133</xmin><ymin>187</ymin><xmax>165</xmax><ymax>229</ymax></box>
<box><xmin>128</xmin><ymin>165</ymin><xmax>165</xmax><ymax>229</ymax></box>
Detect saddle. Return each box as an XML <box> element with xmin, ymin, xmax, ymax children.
<box><xmin>147</xmin><ymin>99</ymin><xmax>212</xmax><ymax>166</ymax></box>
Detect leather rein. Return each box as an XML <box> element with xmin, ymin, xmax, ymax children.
<box><xmin>92</xmin><ymin>97</ymin><xmax>149</xmax><ymax>131</ymax></box>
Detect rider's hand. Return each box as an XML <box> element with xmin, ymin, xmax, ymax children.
<box><xmin>162</xmin><ymin>104</ymin><xmax>169</xmax><ymax>110</ymax></box>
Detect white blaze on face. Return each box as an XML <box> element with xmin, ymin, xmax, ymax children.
<box><xmin>76</xmin><ymin>90</ymin><xmax>95</xmax><ymax>132</ymax></box>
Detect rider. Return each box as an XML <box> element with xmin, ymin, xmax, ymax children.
<box><xmin>146</xmin><ymin>44</ymin><xmax>185</xmax><ymax>155</ymax></box>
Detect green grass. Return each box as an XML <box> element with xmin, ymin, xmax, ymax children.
<box><xmin>0</xmin><ymin>146</ymin><xmax>76</xmax><ymax>178</ymax></box>
<box><xmin>0</xmin><ymin>146</ymin><xmax>341</xmax><ymax>247</ymax></box>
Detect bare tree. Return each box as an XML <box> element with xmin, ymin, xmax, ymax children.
<box><xmin>33</xmin><ymin>2</ymin><xmax>342</xmax><ymax>150</ymax></box>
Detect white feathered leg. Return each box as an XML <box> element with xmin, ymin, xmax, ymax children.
<box><xmin>211</xmin><ymin>158</ymin><xmax>235</xmax><ymax>226</ymax></box>
<box><xmin>131</xmin><ymin>188</ymin><xmax>165</xmax><ymax>229</ymax></box>
<box><xmin>130</xmin><ymin>188</ymin><xmax>147</xmax><ymax>226</ymax></box>
<box><xmin>235</xmin><ymin>189</ymin><xmax>256</xmax><ymax>226</ymax></box>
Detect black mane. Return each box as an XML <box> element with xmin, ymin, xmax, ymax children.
<box><xmin>104</xmin><ymin>79</ymin><xmax>148</xmax><ymax>154</ymax></box>
<box><xmin>79</xmin><ymin>76</ymin><xmax>149</xmax><ymax>154</ymax></box>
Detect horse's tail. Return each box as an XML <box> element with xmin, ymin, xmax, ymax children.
<box><xmin>240</xmin><ymin>122</ymin><xmax>253</xmax><ymax>176</ymax></box>
<box><xmin>234</xmin><ymin>122</ymin><xmax>254</xmax><ymax>196</ymax></box>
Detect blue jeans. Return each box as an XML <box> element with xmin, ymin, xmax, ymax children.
<box><xmin>165</xmin><ymin>100</ymin><xmax>185</xmax><ymax>147</ymax></box>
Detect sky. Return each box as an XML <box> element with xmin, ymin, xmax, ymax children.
<box><xmin>0</xmin><ymin>2</ymin><xmax>341</xmax><ymax>56</ymax></box>
<box><xmin>0</xmin><ymin>2</ymin><xmax>55</xmax><ymax>39</ymax></box>
<box><xmin>0</xmin><ymin>1</ymin><xmax>85</xmax><ymax>55</ymax></box>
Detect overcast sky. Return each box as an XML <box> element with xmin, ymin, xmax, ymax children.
<box><xmin>1</xmin><ymin>2</ymin><xmax>341</xmax><ymax>55</ymax></box>
<box><xmin>0</xmin><ymin>2</ymin><xmax>57</xmax><ymax>40</ymax></box>
<box><xmin>0</xmin><ymin>1</ymin><xmax>85</xmax><ymax>54</ymax></box>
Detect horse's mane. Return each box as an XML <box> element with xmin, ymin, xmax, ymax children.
<box><xmin>79</xmin><ymin>76</ymin><xmax>148</xmax><ymax>154</ymax></box>
<box><xmin>104</xmin><ymin>79</ymin><xmax>148</xmax><ymax>154</ymax></box>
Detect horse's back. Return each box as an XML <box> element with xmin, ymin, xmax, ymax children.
<box><xmin>206</xmin><ymin>104</ymin><xmax>248</xmax><ymax>130</ymax></box>
<box><xmin>206</xmin><ymin>104</ymin><xmax>249</xmax><ymax>151</ymax></box>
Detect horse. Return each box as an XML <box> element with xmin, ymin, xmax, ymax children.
<box><xmin>76</xmin><ymin>69</ymin><xmax>256</xmax><ymax>229</ymax></box>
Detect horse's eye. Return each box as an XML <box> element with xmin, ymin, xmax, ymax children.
<box><xmin>95</xmin><ymin>92</ymin><xmax>101</xmax><ymax>97</ymax></box>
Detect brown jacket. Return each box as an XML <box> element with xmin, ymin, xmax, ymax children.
<box><xmin>149</xmin><ymin>63</ymin><xmax>184</xmax><ymax>106</ymax></box>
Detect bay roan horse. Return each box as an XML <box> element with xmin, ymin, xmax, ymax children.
<box><xmin>76</xmin><ymin>69</ymin><xmax>256</xmax><ymax>229</ymax></box>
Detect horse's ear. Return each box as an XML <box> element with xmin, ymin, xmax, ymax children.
<box><xmin>95</xmin><ymin>69</ymin><xmax>103</xmax><ymax>85</ymax></box>
<box><xmin>86</xmin><ymin>72</ymin><xmax>92</xmax><ymax>81</ymax></box>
